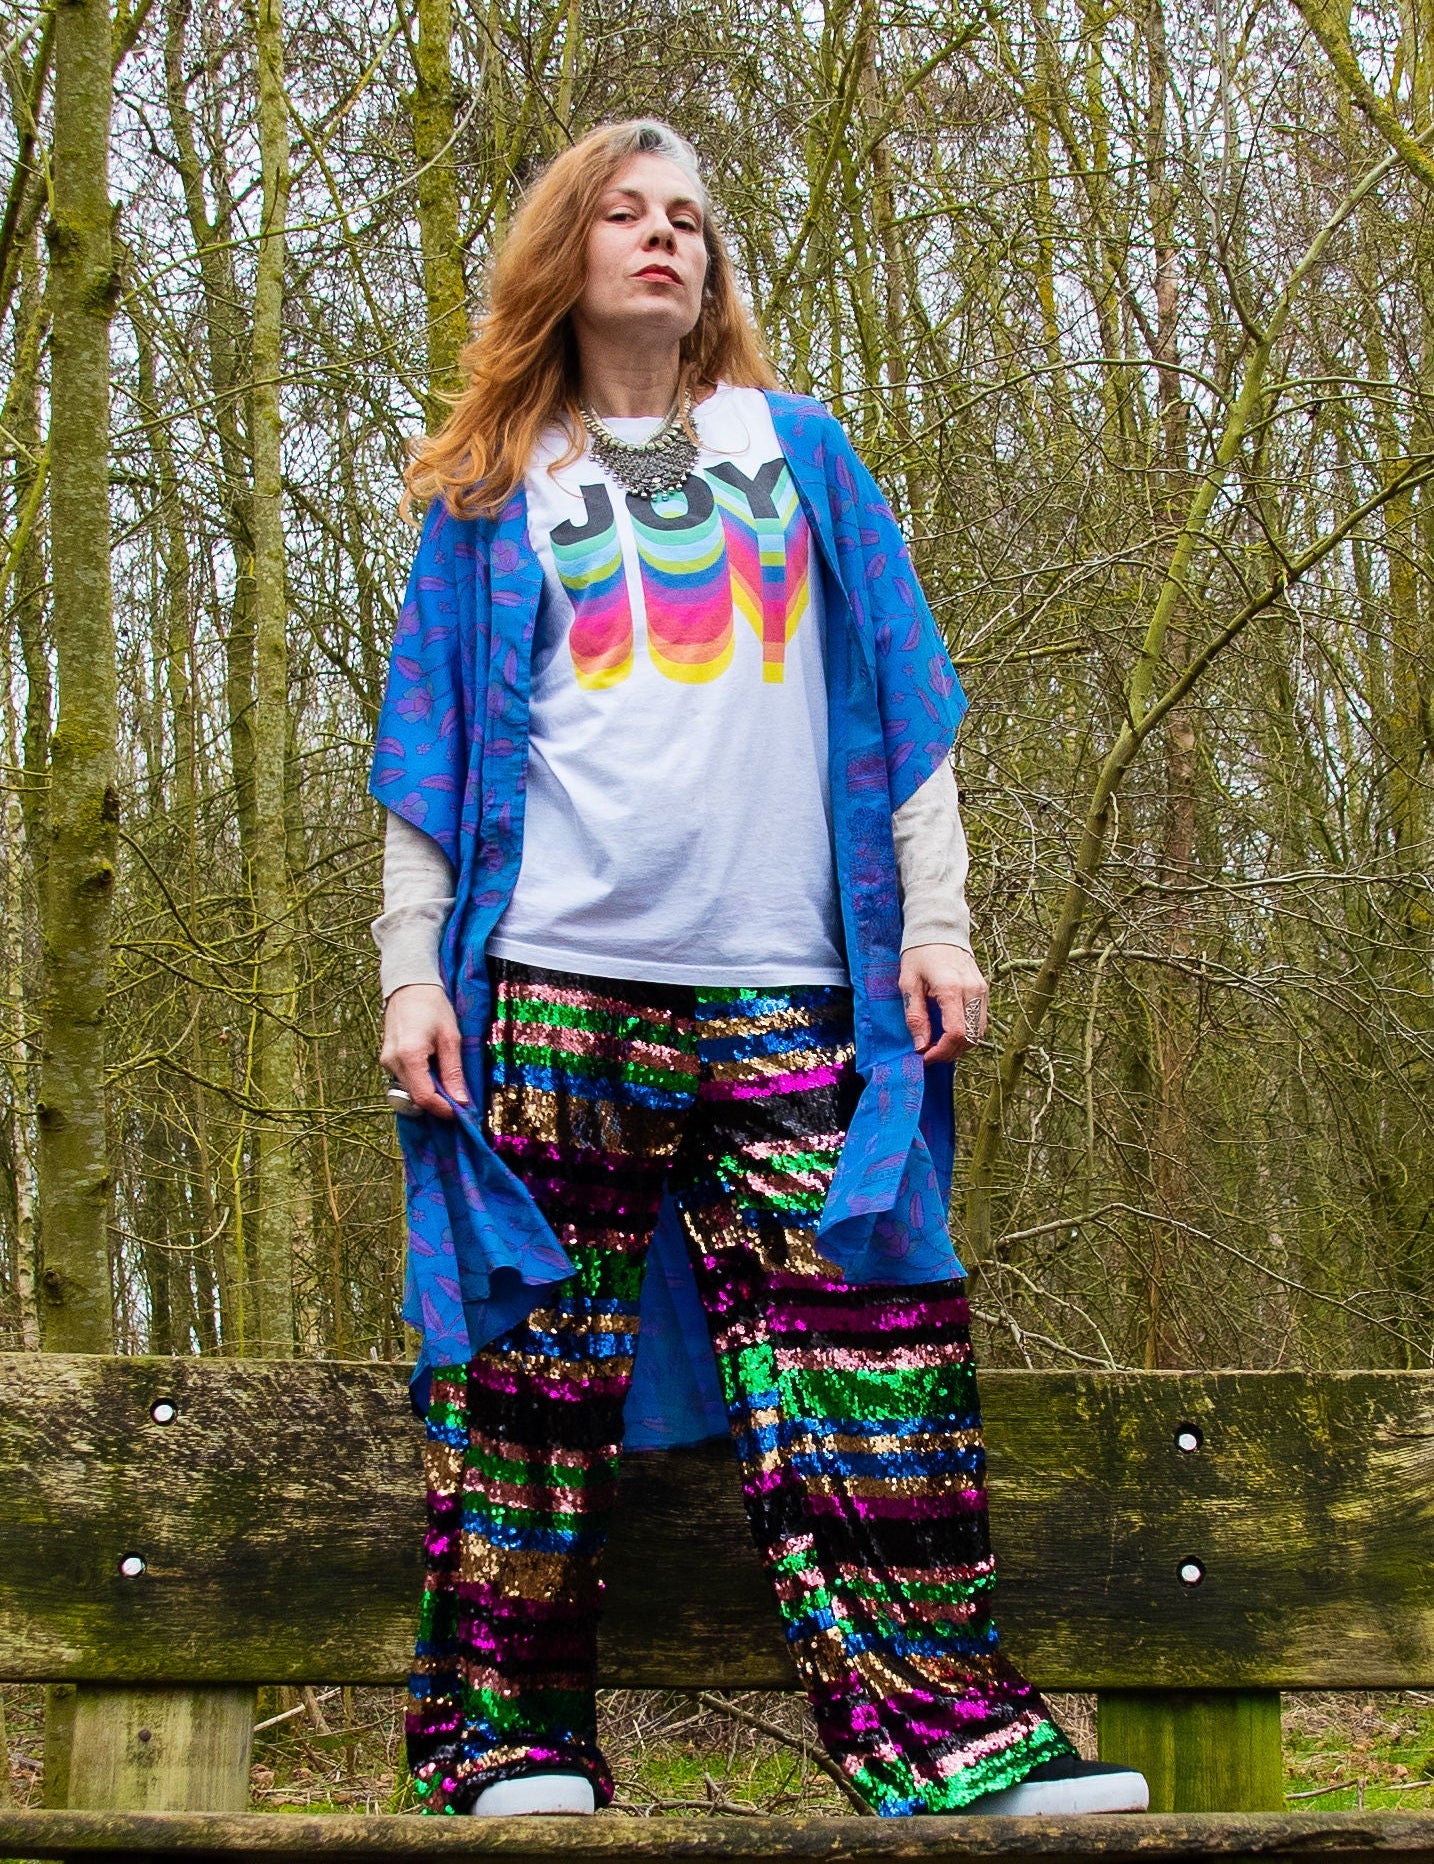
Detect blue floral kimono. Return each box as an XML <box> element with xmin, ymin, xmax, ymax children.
<box><xmin>370</xmin><ymin>390</ymin><xmax>969</xmax><ymax>1447</ymax></box>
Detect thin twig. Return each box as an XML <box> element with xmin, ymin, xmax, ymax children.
<box><xmin>695</xmin><ymin>1692</ymin><xmax>873</xmax><ymax>1816</ymax></box>
<box><xmin>252</xmin><ymin>1687</ymin><xmax>340</xmax><ymax>1734</ymax></box>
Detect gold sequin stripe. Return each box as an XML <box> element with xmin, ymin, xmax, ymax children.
<box><xmin>462</xmin><ymin>1428</ymin><xmax>622</xmax><ymax>1470</ymax></box>
<box><xmin>772</xmin><ymin>1339</ymin><xmax>974</xmax><ymax>1373</ymax></box>
<box><xmin>457</xmin><ymin>1536</ymin><xmax>603</xmax><ymax>1594</ymax></box>
<box><xmin>703</xmin><ymin>1041</ymin><xmax>854</xmax><ymax>1083</ymax></box>
<box><xmin>694</xmin><ymin>1005</ymin><xmax>849</xmax><ymax>1041</ymax></box>
<box><xmin>467</xmin><ymin>1344</ymin><xmax>636</xmax><ymax>1388</ymax></box>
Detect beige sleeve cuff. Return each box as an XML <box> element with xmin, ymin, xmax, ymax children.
<box><xmin>371</xmin><ymin>809</ymin><xmax>456</xmax><ymax>1001</ymax></box>
<box><xmin>892</xmin><ymin>761</ymin><xmax>973</xmax><ymax>952</ymax></box>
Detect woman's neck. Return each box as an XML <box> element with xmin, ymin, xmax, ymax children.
<box><xmin>576</xmin><ymin>345</ymin><xmax>682</xmax><ymax>419</ymax></box>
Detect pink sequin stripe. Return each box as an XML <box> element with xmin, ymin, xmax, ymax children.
<box><xmin>464</xmin><ymin>1357</ymin><xmax>628</xmax><ymax>1404</ymax></box>
<box><xmin>819</xmin><ymin>1681</ymin><xmax>1023</xmax><ymax>1743</ymax></box>
<box><xmin>700</xmin><ymin>1060</ymin><xmax>846</xmax><ymax>1101</ymax></box>
<box><xmin>929</xmin><ymin>1709</ymin><xmax>1050</xmax><ymax>1775</ymax></box>
<box><xmin>797</xmin><ymin>1487</ymin><xmax>989</xmax><ymax>1521</ymax></box>
<box><xmin>834</xmin><ymin>1555</ymin><xmax>996</xmax><ymax>1588</ymax></box>
<box><xmin>765</xmin><ymin>1294</ymin><xmax>972</xmax><ymax>1336</ymax></box>
<box><xmin>773</xmin><ymin>1339</ymin><xmax>973</xmax><ymax>1372</ymax></box>
<box><xmin>744</xmin><ymin>1132</ymin><xmax>847</xmax><ymax>1159</ymax></box>
<box><xmin>495</xmin><ymin>976</ymin><xmax>694</xmax><ymax>1032</ymax></box>
<box><xmin>747</xmin><ymin>1464</ymin><xmax>988</xmax><ymax>1511</ymax></box>
<box><xmin>770</xmin><ymin>1570</ymin><xmax>985</xmax><ymax>1625</ymax></box>
<box><xmin>493</xmin><ymin>1132</ymin><xmax>641</xmax><ymax>1170</ymax></box>
<box><xmin>502</xmin><ymin>1020</ymin><xmax>698</xmax><ymax>1076</ymax></box>
<box><xmin>486</xmin><ymin>1168</ymin><xmax>655</xmax><ymax>1221</ymax></box>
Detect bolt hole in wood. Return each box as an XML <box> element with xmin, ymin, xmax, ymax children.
<box><xmin>149</xmin><ymin>1399</ymin><xmax>177</xmax><ymax>1424</ymax></box>
<box><xmin>1178</xmin><ymin>1557</ymin><xmax>1206</xmax><ymax>1586</ymax></box>
<box><xmin>1174</xmin><ymin>1423</ymin><xmax>1202</xmax><ymax>1453</ymax></box>
<box><xmin>117</xmin><ymin>1553</ymin><xmax>146</xmax><ymax>1577</ymax></box>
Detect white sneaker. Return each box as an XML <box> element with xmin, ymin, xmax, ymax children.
<box><xmin>965</xmin><ymin>1758</ymin><xmax>1150</xmax><ymax>1815</ymax></box>
<box><xmin>471</xmin><ymin>1773</ymin><xmax>596</xmax><ymax>1816</ymax></box>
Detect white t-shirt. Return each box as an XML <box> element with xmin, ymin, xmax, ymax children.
<box><xmin>487</xmin><ymin>383</ymin><xmax>846</xmax><ymax>986</ymax></box>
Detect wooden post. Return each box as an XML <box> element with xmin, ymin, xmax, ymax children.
<box><xmin>1097</xmin><ymin>1689</ymin><xmax>1284</xmax><ymax>1812</ymax></box>
<box><xmin>62</xmin><ymin>1686</ymin><xmax>255</xmax><ymax>1813</ymax></box>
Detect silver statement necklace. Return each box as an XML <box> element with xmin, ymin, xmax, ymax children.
<box><xmin>579</xmin><ymin>388</ymin><xmax>698</xmax><ymax>497</ymax></box>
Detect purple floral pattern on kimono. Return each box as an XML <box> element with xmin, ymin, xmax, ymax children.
<box><xmin>370</xmin><ymin>393</ymin><xmax>969</xmax><ymax>1438</ymax></box>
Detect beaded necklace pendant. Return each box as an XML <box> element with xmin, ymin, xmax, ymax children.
<box><xmin>579</xmin><ymin>391</ymin><xmax>698</xmax><ymax>496</ymax></box>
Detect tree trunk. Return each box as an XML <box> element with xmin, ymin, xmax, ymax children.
<box><xmin>249</xmin><ymin>0</ymin><xmax>296</xmax><ymax>1354</ymax></box>
<box><xmin>408</xmin><ymin>0</ymin><xmax>467</xmax><ymax>424</ymax></box>
<box><xmin>38</xmin><ymin>0</ymin><xmax>117</xmax><ymax>1354</ymax></box>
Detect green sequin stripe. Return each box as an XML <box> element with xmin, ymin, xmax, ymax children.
<box><xmin>459</xmin><ymin>1497</ymin><xmax>611</xmax><ymax>1537</ymax></box>
<box><xmin>529</xmin><ymin>1245</ymin><xmax>645</xmax><ymax>1313</ymax></box>
<box><xmin>763</xmin><ymin>1555</ymin><xmax>994</xmax><ymax>1644</ymax></box>
<box><xmin>777</xmin><ymin>1561</ymin><xmax>996</xmax><ymax>1612</ymax></box>
<box><xmin>775</xmin><ymin>1361</ymin><xmax>979</xmax><ymax>1426</ymax></box>
<box><xmin>760</xmin><ymin>1145</ymin><xmax>843</xmax><ymax>1176</ymax></box>
<box><xmin>416</xmin><ymin>1588</ymin><xmax>456</xmax><ymax>1640</ymax></box>
<box><xmin>775</xmin><ymin>1584</ymin><xmax>994</xmax><ymax>1648</ymax></box>
<box><xmin>461</xmin><ymin>1441</ymin><xmax>609</xmax><ymax>1492</ymax></box>
<box><xmin>457</xmin><ymin>1683</ymin><xmax>594</xmax><ymax>1737</ymax></box>
<box><xmin>710</xmin><ymin>1146</ymin><xmax>839</xmax><ymax>1215</ymax></box>
<box><xmin>502</xmin><ymin>993</ymin><xmax>694</xmax><ymax>1051</ymax></box>
<box><xmin>851</xmin><ymin>1717</ymin><xmax>1071</xmax><ymax>1815</ymax></box>
<box><xmin>768</xmin><ymin>1546</ymin><xmax>994</xmax><ymax>1612</ymax></box>
<box><xmin>500</xmin><ymin>1038</ymin><xmax>695</xmax><ymax>1096</ymax></box>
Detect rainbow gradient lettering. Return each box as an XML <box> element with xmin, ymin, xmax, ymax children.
<box><xmin>626</xmin><ymin>476</ymin><xmax>733</xmax><ymax>684</ymax></box>
<box><xmin>554</xmin><ymin>458</ymin><xmax>812</xmax><ymax>688</ymax></box>
<box><xmin>550</xmin><ymin>483</ymin><xmax>634</xmax><ymax>689</ymax></box>
<box><xmin>709</xmin><ymin>459</ymin><xmax>809</xmax><ymax>684</ymax></box>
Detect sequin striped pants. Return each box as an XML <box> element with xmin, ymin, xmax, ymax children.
<box><xmin>407</xmin><ymin>959</ymin><xmax>1072</xmax><ymax>1816</ymax></box>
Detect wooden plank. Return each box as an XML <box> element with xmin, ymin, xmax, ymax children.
<box><xmin>43</xmin><ymin>1685</ymin><xmax>77</xmax><ymax>1809</ymax></box>
<box><xmin>4</xmin><ymin>1810</ymin><xmax>1434</xmax><ymax>1864</ymax></box>
<box><xmin>4</xmin><ymin>1358</ymin><xmax>1434</xmax><ymax>1688</ymax></box>
<box><xmin>1097</xmin><ymin>1691</ymin><xmax>1285</xmax><ymax>1813</ymax></box>
<box><xmin>63</xmin><ymin>1687</ymin><xmax>256</xmax><ymax>1813</ymax></box>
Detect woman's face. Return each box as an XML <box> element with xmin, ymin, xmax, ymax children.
<box><xmin>574</xmin><ymin>153</ymin><xmax>710</xmax><ymax>356</ymax></box>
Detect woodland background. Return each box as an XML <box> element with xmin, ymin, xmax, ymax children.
<box><xmin>0</xmin><ymin>0</ymin><xmax>1431</xmax><ymax>1374</ymax></box>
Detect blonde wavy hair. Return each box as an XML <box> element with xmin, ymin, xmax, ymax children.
<box><xmin>404</xmin><ymin>120</ymin><xmax>780</xmax><ymax>521</ymax></box>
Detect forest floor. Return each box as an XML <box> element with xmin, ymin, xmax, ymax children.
<box><xmin>7</xmin><ymin>1686</ymin><xmax>1434</xmax><ymax>1815</ymax></box>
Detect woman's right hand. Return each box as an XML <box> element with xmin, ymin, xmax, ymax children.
<box><xmin>380</xmin><ymin>983</ymin><xmax>470</xmax><ymax>1120</ymax></box>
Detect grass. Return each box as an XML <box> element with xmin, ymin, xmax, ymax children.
<box><xmin>1284</xmin><ymin>1693</ymin><xmax>1434</xmax><ymax>1811</ymax></box>
<box><xmin>8</xmin><ymin>1683</ymin><xmax>1434</xmax><ymax>1816</ymax></box>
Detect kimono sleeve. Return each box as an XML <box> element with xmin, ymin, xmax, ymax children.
<box><xmin>833</xmin><ymin>426</ymin><xmax>969</xmax><ymax>810</ymax></box>
<box><xmin>367</xmin><ymin>501</ymin><xmax>467</xmax><ymax>863</ymax></box>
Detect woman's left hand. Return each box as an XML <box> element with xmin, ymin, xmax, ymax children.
<box><xmin>899</xmin><ymin>944</ymin><xmax>988</xmax><ymax>1064</ymax></box>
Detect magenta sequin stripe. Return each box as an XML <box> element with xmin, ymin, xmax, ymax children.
<box><xmin>405</xmin><ymin>959</ymin><xmax>1072</xmax><ymax>1815</ymax></box>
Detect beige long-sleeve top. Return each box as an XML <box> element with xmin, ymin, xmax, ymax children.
<box><xmin>372</xmin><ymin>760</ymin><xmax>972</xmax><ymax>1001</ymax></box>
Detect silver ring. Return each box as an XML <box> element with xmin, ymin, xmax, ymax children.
<box><xmin>963</xmin><ymin>1006</ymin><xmax>982</xmax><ymax>1040</ymax></box>
<box><xmin>386</xmin><ymin>1081</ymin><xmax>420</xmax><ymax>1118</ymax></box>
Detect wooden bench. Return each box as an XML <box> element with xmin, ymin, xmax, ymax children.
<box><xmin>3</xmin><ymin>1354</ymin><xmax>1434</xmax><ymax>1862</ymax></box>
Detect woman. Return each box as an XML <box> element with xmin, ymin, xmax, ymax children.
<box><xmin>371</xmin><ymin>118</ymin><xmax>1148</xmax><ymax>1821</ymax></box>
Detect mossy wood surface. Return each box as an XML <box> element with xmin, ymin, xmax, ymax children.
<box><xmin>6</xmin><ymin>1810</ymin><xmax>1434</xmax><ymax>1864</ymax></box>
<box><xmin>4</xmin><ymin>1357</ymin><xmax>1434</xmax><ymax>1689</ymax></box>
<box><xmin>63</xmin><ymin>1685</ymin><xmax>256</xmax><ymax>1812</ymax></box>
<box><xmin>1097</xmin><ymin>1691</ymin><xmax>1285</xmax><ymax>1812</ymax></box>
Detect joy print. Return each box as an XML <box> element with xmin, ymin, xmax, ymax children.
<box><xmin>549</xmin><ymin>460</ymin><xmax>812</xmax><ymax>689</ymax></box>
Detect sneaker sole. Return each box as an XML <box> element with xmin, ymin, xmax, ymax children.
<box><xmin>966</xmin><ymin>1771</ymin><xmax>1151</xmax><ymax>1816</ymax></box>
<box><xmin>470</xmin><ymin>1775</ymin><xmax>596</xmax><ymax>1817</ymax></box>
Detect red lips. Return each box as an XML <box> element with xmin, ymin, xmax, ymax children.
<box><xmin>635</xmin><ymin>265</ymin><xmax>680</xmax><ymax>282</ymax></box>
